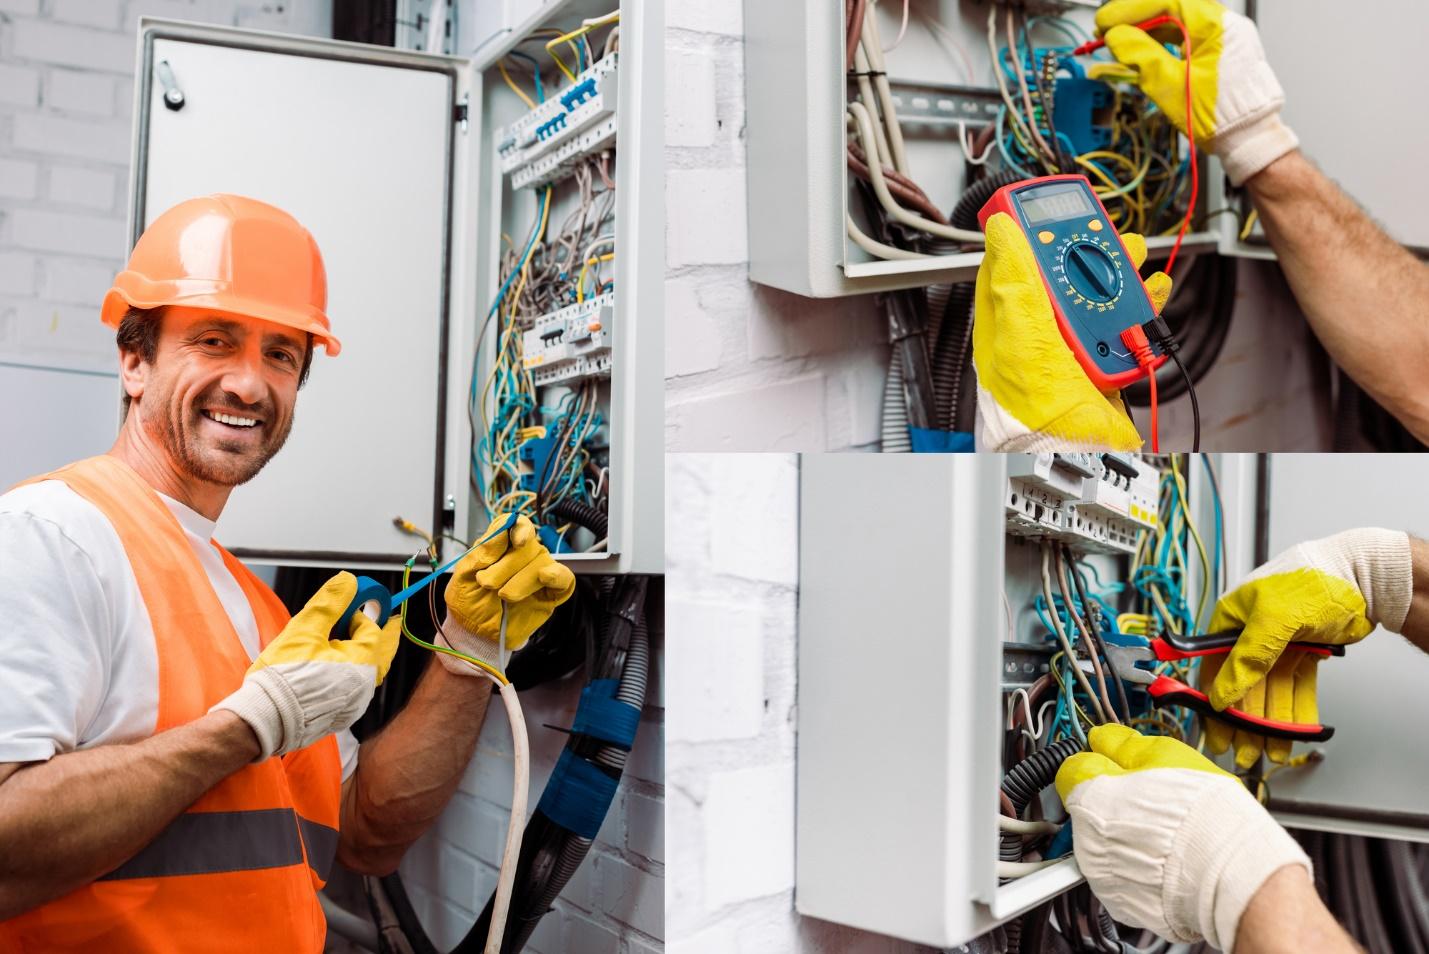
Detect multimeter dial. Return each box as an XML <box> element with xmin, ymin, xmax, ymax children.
<box><xmin>1055</xmin><ymin>234</ymin><xmax>1125</xmax><ymax>310</ymax></box>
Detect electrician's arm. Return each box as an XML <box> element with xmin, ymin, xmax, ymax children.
<box><xmin>1235</xmin><ymin>865</ymin><xmax>1361</xmax><ymax>954</ymax></box>
<box><xmin>335</xmin><ymin>657</ymin><xmax>492</xmax><ymax>875</ymax></box>
<box><xmin>0</xmin><ymin>711</ymin><xmax>260</xmax><ymax>919</ymax></box>
<box><xmin>1245</xmin><ymin>151</ymin><xmax>1429</xmax><ymax>441</ymax></box>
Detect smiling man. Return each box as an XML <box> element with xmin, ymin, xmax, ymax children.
<box><xmin>0</xmin><ymin>195</ymin><xmax>574</xmax><ymax>950</ymax></box>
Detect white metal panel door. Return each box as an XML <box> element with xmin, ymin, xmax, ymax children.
<box><xmin>135</xmin><ymin>21</ymin><xmax>464</xmax><ymax>564</ymax></box>
<box><xmin>1263</xmin><ymin>453</ymin><xmax>1429</xmax><ymax>841</ymax></box>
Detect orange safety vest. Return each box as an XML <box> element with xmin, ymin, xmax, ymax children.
<box><xmin>0</xmin><ymin>455</ymin><xmax>341</xmax><ymax>953</ymax></box>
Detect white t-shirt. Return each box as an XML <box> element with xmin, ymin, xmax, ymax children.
<box><xmin>0</xmin><ymin>479</ymin><xmax>358</xmax><ymax>779</ymax></box>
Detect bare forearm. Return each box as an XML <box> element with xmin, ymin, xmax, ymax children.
<box><xmin>338</xmin><ymin>659</ymin><xmax>492</xmax><ymax>874</ymax></box>
<box><xmin>1235</xmin><ymin>865</ymin><xmax>1360</xmax><ymax>954</ymax></box>
<box><xmin>1246</xmin><ymin>151</ymin><xmax>1429</xmax><ymax>439</ymax></box>
<box><xmin>0</xmin><ymin>710</ymin><xmax>259</xmax><ymax>918</ymax></box>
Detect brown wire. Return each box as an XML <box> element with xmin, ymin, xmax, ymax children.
<box><xmin>846</xmin><ymin>143</ymin><xmax>949</xmax><ymax>224</ymax></box>
<box><xmin>845</xmin><ymin>0</ymin><xmax>867</xmax><ymax>71</ymax></box>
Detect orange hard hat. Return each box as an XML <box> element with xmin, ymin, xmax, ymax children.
<box><xmin>101</xmin><ymin>194</ymin><xmax>341</xmax><ymax>356</ymax></box>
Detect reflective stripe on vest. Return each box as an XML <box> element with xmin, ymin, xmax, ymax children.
<box><xmin>0</xmin><ymin>456</ymin><xmax>342</xmax><ymax>954</ymax></box>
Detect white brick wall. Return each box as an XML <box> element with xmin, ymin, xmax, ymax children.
<box><xmin>0</xmin><ymin>0</ymin><xmax>331</xmax><ymax>372</ymax></box>
<box><xmin>664</xmin><ymin>4</ymin><xmax>887</xmax><ymax>453</ymax></box>
<box><xmin>667</xmin><ymin>454</ymin><xmax>939</xmax><ymax>953</ymax></box>
<box><xmin>401</xmin><ymin>621</ymin><xmax>666</xmax><ymax>954</ymax></box>
<box><xmin>663</xmin><ymin>1</ymin><xmax>1333</xmax><ymax>452</ymax></box>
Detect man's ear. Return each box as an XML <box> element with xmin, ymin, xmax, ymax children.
<box><xmin>119</xmin><ymin>348</ymin><xmax>147</xmax><ymax>405</ymax></box>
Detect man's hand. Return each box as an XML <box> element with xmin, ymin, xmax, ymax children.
<box><xmin>1202</xmin><ymin>529</ymin><xmax>1412</xmax><ymax>767</ymax></box>
<box><xmin>212</xmin><ymin>571</ymin><xmax>400</xmax><ymax>759</ymax></box>
<box><xmin>973</xmin><ymin>213</ymin><xmax>1170</xmax><ymax>452</ymax></box>
<box><xmin>1055</xmin><ymin>725</ymin><xmax>1311</xmax><ymax>952</ymax></box>
<box><xmin>1092</xmin><ymin>0</ymin><xmax>1298</xmax><ymax>186</ymax></box>
<box><xmin>439</xmin><ymin>514</ymin><xmax>576</xmax><ymax>676</ymax></box>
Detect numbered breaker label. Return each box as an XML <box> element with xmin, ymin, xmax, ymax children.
<box><xmin>1077</xmin><ymin>454</ymin><xmax>1160</xmax><ymax>530</ymax></box>
<box><xmin>521</xmin><ymin>294</ymin><xmax>614</xmax><ymax>386</ymax></box>
<box><xmin>1005</xmin><ymin>453</ymin><xmax>1162</xmax><ymax>555</ymax></box>
<box><xmin>498</xmin><ymin>54</ymin><xmax>618</xmax><ymax>186</ymax></box>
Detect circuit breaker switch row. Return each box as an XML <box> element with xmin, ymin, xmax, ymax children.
<box><xmin>521</xmin><ymin>294</ymin><xmax>614</xmax><ymax>386</ymax></box>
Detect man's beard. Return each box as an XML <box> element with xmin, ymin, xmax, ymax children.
<box><xmin>145</xmin><ymin>393</ymin><xmax>293</xmax><ymax>487</ymax></box>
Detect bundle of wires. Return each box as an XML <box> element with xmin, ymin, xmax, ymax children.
<box><xmin>472</xmin><ymin>15</ymin><xmax>619</xmax><ymax>549</ymax></box>
<box><xmin>995</xmin><ymin>456</ymin><xmax>1232</xmax><ymax>950</ymax></box>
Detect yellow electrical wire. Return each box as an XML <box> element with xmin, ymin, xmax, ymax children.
<box><xmin>1170</xmin><ymin>456</ymin><xmax>1213</xmax><ymax>629</ymax></box>
<box><xmin>497</xmin><ymin>60</ymin><xmax>536</xmax><ymax>109</ymax></box>
<box><xmin>576</xmin><ymin>252</ymin><xmax>614</xmax><ymax>302</ymax></box>
<box><xmin>398</xmin><ymin>559</ymin><xmax>509</xmax><ymax>685</ymax></box>
<box><xmin>543</xmin><ymin>13</ymin><xmax>619</xmax><ymax>82</ymax></box>
<box><xmin>1049</xmin><ymin>650</ymin><xmax>1093</xmax><ymax>732</ymax></box>
<box><xmin>1240</xmin><ymin>208</ymin><xmax>1260</xmax><ymax>241</ymax></box>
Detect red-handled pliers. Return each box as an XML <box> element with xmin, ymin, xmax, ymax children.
<box><xmin>1102</xmin><ymin>631</ymin><xmax>1345</xmax><ymax>742</ymax></box>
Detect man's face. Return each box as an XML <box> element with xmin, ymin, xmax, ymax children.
<box><xmin>129</xmin><ymin>306</ymin><xmax>305</xmax><ymax>487</ymax></box>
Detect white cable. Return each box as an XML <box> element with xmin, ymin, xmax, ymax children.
<box><xmin>958</xmin><ymin>120</ymin><xmax>993</xmax><ymax>166</ymax></box>
<box><xmin>881</xmin><ymin>0</ymin><xmax>911</xmax><ymax>53</ymax></box>
<box><xmin>999</xmin><ymin>816</ymin><xmax>1062</xmax><ymax>835</ymax></box>
<box><xmin>847</xmin><ymin>214</ymin><xmax>927</xmax><ymax>260</ymax></box>
<box><xmin>917</xmin><ymin>9</ymin><xmax>977</xmax><ymax>84</ymax></box>
<box><xmin>860</xmin><ymin>4</ymin><xmax>910</xmax><ymax>175</ymax></box>
<box><xmin>847</xmin><ymin>102</ymin><xmax>984</xmax><ymax>243</ymax></box>
<box><xmin>483</xmin><ymin>609</ymin><xmax>529</xmax><ymax>954</ymax></box>
<box><xmin>998</xmin><ymin>858</ymin><xmax>1064</xmax><ymax>878</ymax></box>
<box><xmin>851</xmin><ymin>43</ymin><xmax>894</xmax><ymax>170</ymax></box>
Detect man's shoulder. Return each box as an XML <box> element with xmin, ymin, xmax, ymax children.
<box><xmin>0</xmin><ymin>479</ymin><xmax>120</xmax><ymax>552</ymax></box>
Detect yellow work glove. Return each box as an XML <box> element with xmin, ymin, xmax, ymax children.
<box><xmin>973</xmin><ymin>212</ymin><xmax>1171</xmax><ymax>452</ymax></box>
<box><xmin>212</xmin><ymin>572</ymin><xmax>400</xmax><ymax>760</ymax></box>
<box><xmin>1090</xmin><ymin>0</ymin><xmax>1298</xmax><ymax>185</ymax></box>
<box><xmin>1202</xmin><ymin>528</ymin><xmax>1412</xmax><ymax>768</ymax></box>
<box><xmin>1055</xmin><ymin>725</ymin><xmax>1309</xmax><ymax>952</ymax></box>
<box><xmin>439</xmin><ymin>514</ymin><xmax>576</xmax><ymax>676</ymax></box>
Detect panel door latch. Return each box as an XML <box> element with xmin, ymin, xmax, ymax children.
<box><xmin>156</xmin><ymin>60</ymin><xmax>185</xmax><ymax>111</ymax></box>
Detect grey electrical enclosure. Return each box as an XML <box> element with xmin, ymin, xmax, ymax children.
<box><xmin>797</xmin><ymin>453</ymin><xmax>1429</xmax><ymax>948</ymax></box>
<box><xmin>134</xmin><ymin>21</ymin><xmax>464</xmax><ymax>566</ymax></box>
<box><xmin>744</xmin><ymin>0</ymin><xmax>1420</xmax><ymax>297</ymax></box>
<box><xmin>131</xmin><ymin>6</ymin><xmax>661</xmax><ymax>573</ymax></box>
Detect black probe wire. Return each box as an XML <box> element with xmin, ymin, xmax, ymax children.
<box><xmin>1168</xmin><ymin>348</ymin><xmax>1201</xmax><ymax>451</ymax></box>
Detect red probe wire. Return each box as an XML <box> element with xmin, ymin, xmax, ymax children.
<box><xmin>1074</xmin><ymin>16</ymin><xmax>1198</xmax><ymax>279</ymax></box>
<box><xmin>1121</xmin><ymin>324</ymin><xmax>1159</xmax><ymax>451</ymax></box>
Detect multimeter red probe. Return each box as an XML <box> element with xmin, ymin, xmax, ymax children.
<box><xmin>1074</xmin><ymin>14</ymin><xmax>1199</xmax><ymax>451</ymax></box>
<box><xmin>1073</xmin><ymin>15</ymin><xmax>1199</xmax><ymax>281</ymax></box>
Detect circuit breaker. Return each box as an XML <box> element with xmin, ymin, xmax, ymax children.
<box><xmin>129</xmin><ymin>3</ymin><xmax>662</xmax><ymax>574</ymax></box>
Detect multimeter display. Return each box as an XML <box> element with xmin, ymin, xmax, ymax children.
<box><xmin>977</xmin><ymin>174</ymin><xmax>1166</xmax><ymax>390</ymax></box>
<box><xmin>1019</xmin><ymin>183</ymin><xmax>1095</xmax><ymax>225</ymax></box>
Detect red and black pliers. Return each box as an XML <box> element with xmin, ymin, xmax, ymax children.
<box><xmin>1102</xmin><ymin>631</ymin><xmax>1345</xmax><ymax>742</ymax></box>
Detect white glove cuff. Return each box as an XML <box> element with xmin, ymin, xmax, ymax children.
<box><xmin>435</xmin><ymin>620</ymin><xmax>503</xmax><ymax>679</ymax></box>
<box><xmin>1214</xmin><ymin>114</ymin><xmax>1298</xmax><ymax>187</ymax></box>
<box><xmin>1319</xmin><ymin>528</ymin><xmax>1414</xmax><ymax>632</ymax></box>
<box><xmin>210</xmin><ymin>672</ymin><xmax>298</xmax><ymax>761</ymax></box>
<box><xmin>1171</xmin><ymin>776</ymin><xmax>1310</xmax><ymax>952</ymax></box>
<box><xmin>975</xmin><ymin>383</ymin><xmax>1139</xmax><ymax>453</ymax></box>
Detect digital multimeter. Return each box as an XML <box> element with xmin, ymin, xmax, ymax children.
<box><xmin>977</xmin><ymin>174</ymin><xmax>1166</xmax><ymax>390</ymax></box>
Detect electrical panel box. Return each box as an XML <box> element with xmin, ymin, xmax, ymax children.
<box><xmin>130</xmin><ymin>1</ymin><xmax>661</xmax><ymax>574</ymax></box>
<box><xmin>798</xmin><ymin>453</ymin><xmax>1429</xmax><ymax>950</ymax></box>
<box><xmin>744</xmin><ymin>0</ymin><xmax>1417</xmax><ymax>298</ymax></box>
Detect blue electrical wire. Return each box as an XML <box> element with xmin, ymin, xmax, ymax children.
<box><xmin>507</xmin><ymin>50</ymin><xmax>544</xmax><ymax>102</ymax></box>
